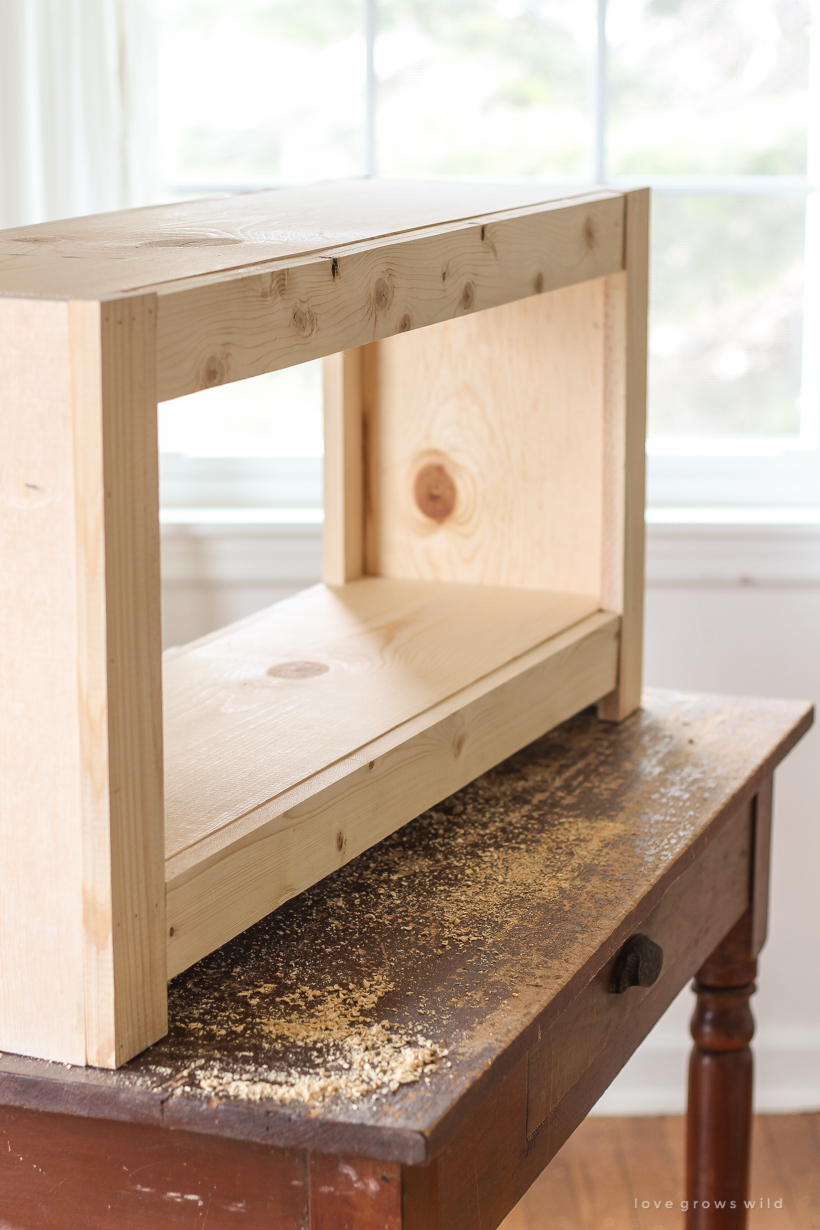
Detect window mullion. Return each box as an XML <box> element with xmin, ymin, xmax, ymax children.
<box><xmin>593</xmin><ymin>0</ymin><xmax>608</xmax><ymax>183</ymax></box>
<box><xmin>364</xmin><ymin>0</ymin><xmax>377</xmax><ymax>177</ymax></box>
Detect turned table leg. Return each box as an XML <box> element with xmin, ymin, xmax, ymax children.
<box><xmin>686</xmin><ymin>912</ymin><xmax>757</xmax><ymax>1229</ymax></box>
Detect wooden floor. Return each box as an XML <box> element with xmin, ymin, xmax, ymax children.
<box><xmin>500</xmin><ymin>1114</ymin><xmax>820</xmax><ymax>1229</ymax></box>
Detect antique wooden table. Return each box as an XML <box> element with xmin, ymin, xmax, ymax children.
<box><xmin>0</xmin><ymin>689</ymin><xmax>811</xmax><ymax>1230</ymax></box>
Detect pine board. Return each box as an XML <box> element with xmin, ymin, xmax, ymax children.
<box><xmin>163</xmin><ymin>578</ymin><xmax>600</xmax><ymax>864</ymax></box>
<box><xmin>0</xmin><ymin>180</ymin><xmax>618</xmax><ymax>300</ymax></box>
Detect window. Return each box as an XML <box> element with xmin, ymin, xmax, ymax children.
<box><xmin>157</xmin><ymin>0</ymin><xmax>820</xmax><ymax>520</ymax></box>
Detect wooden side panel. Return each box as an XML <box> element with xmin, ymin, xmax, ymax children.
<box><xmin>363</xmin><ymin>281</ymin><xmax>607</xmax><ymax>595</ymax></box>
<box><xmin>599</xmin><ymin>188</ymin><xmax>649</xmax><ymax>721</ymax></box>
<box><xmin>96</xmin><ymin>297</ymin><xmax>167</xmax><ymax>1065</ymax></box>
<box><xmin>323</xmin><ymin>350</ymin><xmax>365</xmax><ymax>584</ymax></box>
<box><xmin>0</xmin><ymin>296</ymin><xmax>166</xmax><ymax>1068</ymax></box>
<box><xmin>0</xmin><ymin>298</ymin><xmax>86</xmax><ymax>1065</ymax></box>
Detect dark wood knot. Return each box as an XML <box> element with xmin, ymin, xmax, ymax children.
<box><xmin>414</xmin><ymin>464</ymin><xmax>456</xmax><ymax>522</ymax></box>
<box><xmin>609</xmin><ymin>933</ymin><xmax>663</xmax><ymax>994</ymax></box>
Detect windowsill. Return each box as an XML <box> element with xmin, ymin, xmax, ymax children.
<box><xmin>160</xmin><ymin>506</ymin><xmax>820</xmax><ymax>529</ymax></box>
<box><xmin>160</xmin><ymin>507</ymin><xmax>324</xmax><ymax>525</ymax></box>
<box><xmin>158</xmin><ymin>509</ymin><xmax>820</xmax><ymax>590</ymax></box>
<box><xmin>647</xmin><ymin>507</ymin><xmax>820</xmax><ymax>525</ymax></box>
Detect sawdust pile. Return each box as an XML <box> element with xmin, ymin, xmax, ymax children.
<box><xmin>188</xmin><ymin>973</ymin><xmax>448</xmax><ymax>1108</ymax></box>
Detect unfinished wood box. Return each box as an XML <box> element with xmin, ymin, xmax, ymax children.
<box><xmin>0</xmin><ymin>181</ymin><xmax>648</xmax><ymax>1068</ymax></box>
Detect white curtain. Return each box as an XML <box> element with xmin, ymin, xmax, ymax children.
<box><xmin>0</xmin><ymin>0</ymin><xmax>158</xmax><ymax>228</ymax></box>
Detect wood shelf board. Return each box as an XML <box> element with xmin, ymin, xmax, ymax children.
<box><xmin>163</xmin><ymin>578</ymin><xmax>600</xmax><ymax>866</ymax></box>
<box><xmin>165</xmin><ymin>611</ymin><xmax>620</xmax><ymax>976</ymax></box>
<box><xmin>0</xmin><ymin>180</ymin><xmax>621</xmax><ymax>301</ymax></box>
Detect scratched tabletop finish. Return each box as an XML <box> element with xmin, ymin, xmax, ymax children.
<box><xmin>0</xmin><ymin>690</ymin><xmax>810</xmax><ymax>1164</ymax></box>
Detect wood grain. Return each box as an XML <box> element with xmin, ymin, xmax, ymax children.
<box><xmin>0</xmin><ymin>179</ymin><xmax>619</xmax><ymax>300</ymax></box>
<box><xmin>162</xmin><ymin>577</ymin><xmax>599</xmax><ymax>861</ymax></box>
<box><xmin>95</xmin><ymin>296</ymin><xmax>167</xmax><ymax>1066</ymax></box>
<box><xmin>598</xmin><ymin>188</ymin><xmax>649</xmax><ymax>722</ymax></box>
<box><xmin>0</xmin><ymin>297</ymin><xmax>87</xmax><ymax>1065</ymax></box>
<box><xmin>363</xmin><ymin>281</ymin><xmax>607</xmax><ymax>595</ymax></box>
<box><xmin>0</xmin><ymin>296</ymin><xmax>165</xmax><ymax>1069</ymax></box>
<box><xmin>323</xmin><ymin>349</ymin><xmax>365</xmax><ymax>584</ymax></box>
<box><xmin>165</xmin><ymin>612</ymin><xmax>619</xmax><ymax>976</ymax></box>
<box><xmin>154</xmin><ymin>192</ymin><xmax>623</xmax><ymax>403</ymax></box>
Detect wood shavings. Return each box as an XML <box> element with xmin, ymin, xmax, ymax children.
<box><xmin>182</xmin><ymin>975</ymin><xmax>448</xmax><ymax>1108</ymax></box>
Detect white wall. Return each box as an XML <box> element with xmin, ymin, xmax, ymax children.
<box><xmin>160</xmin><ymin>519</ymin><xmax>820</xmax><ymax>1112</ymax></box>
<box><xmin>596</xmin><ymin>522</ymin><xmax>820</xmax><ymax>1114</ymax></box>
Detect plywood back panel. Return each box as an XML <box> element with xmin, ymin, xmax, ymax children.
<box><xmin>363</xmin><ymin>280</ymin><xmax>607</xmax><ymax>597</ymax></box>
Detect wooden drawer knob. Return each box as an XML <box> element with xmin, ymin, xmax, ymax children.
<box><xmin>609</xmin><ymin>933</ymin><xmax>664</xmax><ymax>994</ymax></box>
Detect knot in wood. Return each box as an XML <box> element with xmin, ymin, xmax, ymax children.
<box><xmin>202</xmin><ymin>353</ymin><xmax>226</xmax><ymax>388</ymax></box>
<box><xmin>414</xmin><ymin>464</ymin><xmax>457</xmax><ymax>523</ymax></box>
<box><xmin>460</xmin><ymin>282</ymin><xmax>475</xmax><ymax>311</ymax></box>
<box><xmin>374</xmin><ymin>277</ymin><xmax>391</xmax><ymax>310</ymax></box>
<box><xmin>291</xmin><ymin>304</ymin><xmax>316</xmax><ymax>337</ymax></box>
<box><xmin>609</xmin><ymin>933</ymin><xmax>663</xmax><ymax>994</ymax></box>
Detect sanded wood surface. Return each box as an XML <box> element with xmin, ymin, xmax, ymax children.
<box><xmin>165</xmin><ymin>611</ymin><xmax>619</xmax><ymax>976</ymax></box>
<box><xmin>323</xmin><ymin>349</ymin><xmax>365</xmax><ymax>585</ymax></box>
<box><xmin>0</xmin><ymin>296</ymin><xmax>166</xmax><ymax>1069</ymax></box>
<box><xmin>156</xmin><ymin>190</ymin><xmax>623</xmax><ymax>402</ymax></box>
<box><xmin>162</xmin><ymin>578</ymin><xmax>599</xmax><ymax>861</ymax></box>
<box><xmin>0</xmin><ymin>180</ymin><xmax>615</xmax><ymax>300</ymax></box>
<box><xmin>0</xmin><ymin>691</ymin><xmax>810</xmax><ymax>1170</ymax></box>
<box><xmin>0</xmin><ymin>297</ymin><xmax>87</xmax><ymax>1066</ymax></box>
<box><xmin>0</xmin><ymin>179</ymin><xmax>624</xmax><ymax>404</ymax></box>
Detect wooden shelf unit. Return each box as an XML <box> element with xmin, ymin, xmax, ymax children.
<box><xmin>0</xmin><ymin>179</ymin><xmax>648</xmax><ymax>1067</ymax></box>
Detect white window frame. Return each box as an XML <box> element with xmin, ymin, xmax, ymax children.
<box><xmin>160</xmin><ymin>0</ymin><xmax>820</xmax><ymax>521</ymax></box>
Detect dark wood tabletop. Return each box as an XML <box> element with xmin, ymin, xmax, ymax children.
<box><xmin>0</xmin><ymin>688</ymin><xmax>810</xmax><ymax>1172</ymax></box>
